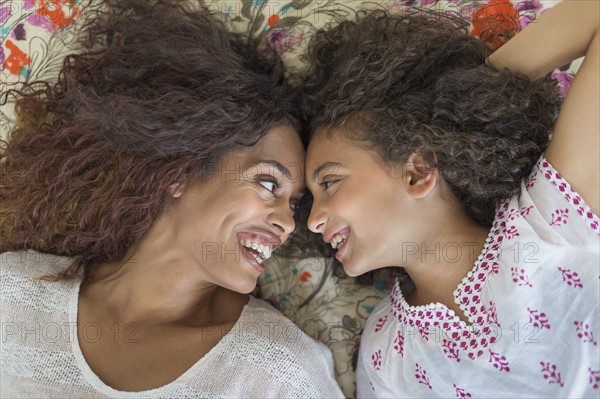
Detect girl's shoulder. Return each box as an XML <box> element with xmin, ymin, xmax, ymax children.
<box><xmin>512</xmin><ymin>154</ymin><xmax>600</xmax><ymax>245</ymax></box>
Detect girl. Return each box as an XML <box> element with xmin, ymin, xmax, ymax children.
<box><xmin>302</xmin><ymin>1</ymin><xmax>599</xmax><ymax>397</ymax></box>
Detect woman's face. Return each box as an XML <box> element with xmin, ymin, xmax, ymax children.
<box><xmin>305</xmin><ymin>128</ymin><xmax>414</xmax><ymax>277</ymax></box>
<box><xmin>166</xmin><ymin>125</ymin><xmax>305</xmax><ymax>294</ymax></box>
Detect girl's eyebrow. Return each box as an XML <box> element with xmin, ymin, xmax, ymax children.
<box><xmin>311</xmin><ymin>162</ymin><xmax>343</xmax><ymax>182</ymax></box>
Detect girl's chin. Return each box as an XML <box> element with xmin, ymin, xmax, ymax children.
<box><xmin>341</xmin><ymin>260</ymin><xmax>367</xmax><ymax>278</ymax></box>
<box><xmin>342</xmin><ymin>259</ymin><xmax>386</xmax><ymax>277</ymax></box>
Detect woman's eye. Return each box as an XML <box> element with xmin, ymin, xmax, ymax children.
<box><xmin>257</xmin><ymin>179</ymin><xmax>279</xmax><ymax>193</ymax></box>
<box><xmin>290</xmin><ymin>200</ymin><xmax>302</xmax><ymax>212</ymax></box>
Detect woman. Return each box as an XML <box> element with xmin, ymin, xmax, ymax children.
<box><xmin>302</xmin><ymin>1</ymin><xmax>598</xmax><ymax>397</ymax></box>
<box><xmin>0</xmin><ymin>1</ymin><xmax>344</xmax><ymax>397</ymax></box>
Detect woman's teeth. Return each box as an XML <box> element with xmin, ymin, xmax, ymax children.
<box><xmin>239</xmin><ymin>240</ymin><xmax>272</xmax><ymax>262</ymax></box>
<box><xmin>330</xmin><ymin>234</ymin><xmax>347</xmax><ymax>249</ymax></box>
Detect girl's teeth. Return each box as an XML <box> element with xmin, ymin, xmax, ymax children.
<box><xmin>330</xmin><ymin>235</ymin><xmax>346</xmax><ymax>250</ymax></box>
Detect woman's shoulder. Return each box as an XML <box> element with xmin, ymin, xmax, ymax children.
<box><xmin>1</xmin><ymin>251</ymin><xmax>77</xmax><ymax>335</ymax></box>
<box><xmin>1</xmin><ymin>251</ymin><xmax>77</xmax><ymax>305</ymax></box>
<box><xmin>203</xmin><ymin>296</ymin><xmax>343</xmax><ymax>397</ymax></box>
<box><xmin>1</xmin><ymin>250</ymin><xmax>74</xmax><ymax>280</ymax></box>
<box><xmin>242</xmin><ymin>296</ymin><xmax>330</xmax><ymax>353</ymax></box>
<box><xmin>230</xmin><ymin>296</ymin><xmax>336</xmax><ymax>369</ymax></box>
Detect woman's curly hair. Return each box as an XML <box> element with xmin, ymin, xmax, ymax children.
<box><xmin>302</xmin><ymin>9</ymin><xmax>561</xmax><ymax>227</ymax></box>
<box><xmin>0</xmin><ymin>0</ymin><xmax>301</xmax><ymax>279</ymax></box>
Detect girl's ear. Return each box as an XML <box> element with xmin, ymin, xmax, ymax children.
<box><xmin>401</xmin><ymin>150</ymin><xmax>439</xmax><ymax>199</ymax></box>
<box><xmin>168</xmin><ymin>182</ymin><xmax>185</xmax><ymax>198</ymax></box>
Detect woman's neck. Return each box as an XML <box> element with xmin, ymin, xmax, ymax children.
<box><xmin>80</xmin><ymin>243</ymin><xmax>247</xmax><ymax>328</ymax></box>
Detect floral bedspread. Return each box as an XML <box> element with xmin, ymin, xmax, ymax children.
<box><xmin>0</xmin><ymin>0</ymin><xmax>573</xmax><ymax>142</ymax></box>
<box><xmin>0</xmin><ymin>1</ymin><xmax>573</xmax><ymax>397</ymax></box>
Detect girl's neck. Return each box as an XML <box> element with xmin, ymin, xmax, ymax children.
<box><xmin>401</xmin><ymin>209</ymin><xmax>490</xmax><ymax>318</ymax></box>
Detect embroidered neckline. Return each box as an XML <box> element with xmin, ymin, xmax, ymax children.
<box><xmin>387</xmin><ymin>155</ymin><xmax>599</xmax><ymax>361</ymax></box>
<box><xmin>390</xmin><ymin>199</ymin><xmax>508</xmax><ymax>360</ymax></box>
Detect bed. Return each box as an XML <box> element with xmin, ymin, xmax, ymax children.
<box><xmin>0</xmin><ymin>1</ymin><xmax>574</xmax><ymax>397</ymax></box>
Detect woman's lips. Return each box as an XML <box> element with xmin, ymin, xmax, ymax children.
<box><xmin>240</xmin><ymin>245</ymin><xmax>266</xmax><ymax>273</ymax></box>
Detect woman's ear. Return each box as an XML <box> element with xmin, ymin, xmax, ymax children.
<box><xmin>401</xmin><ymin>150</ymin><xmax>439</xmax><ymax>199</ymax></box>
<box><xmin>168</xmin><ymin>182</ymin><xmax>185</xmax><ymax>198</ymax></box>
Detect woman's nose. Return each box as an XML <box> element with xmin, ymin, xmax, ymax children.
<box><xmin>268</xmin><ymin>203</ymin><xmax>296</xmax><ymax>236</ymax></box>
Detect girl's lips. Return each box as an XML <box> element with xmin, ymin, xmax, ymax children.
<box><xmin>324</xmin><ymin>227</ymin><xmax>350</xmax><ymax>244</ymax></box>
<box><xmin>335</xmin><ymin>237</ymin><xmax>348</xmax><ymax>261</ymax></box>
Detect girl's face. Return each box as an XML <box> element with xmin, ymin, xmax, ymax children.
<box><xmin>306</xmin><ymin>128</ymin><xmax>418</xmax><ymax>276</ymax></box>
<box><xmin>164</xmin><ymin>125</ymin><xmax>305</xmax><ymax>294</ymax></box>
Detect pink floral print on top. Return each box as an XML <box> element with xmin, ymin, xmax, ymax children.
<box><xmin>357</xmin><ymin>155</ymin><xmax>600</xmax><ymax>398</ymax></box>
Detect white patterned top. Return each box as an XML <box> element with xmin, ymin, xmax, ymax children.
<box><xmin>0</xmin><ymin>251</ymin><xmax>344</xmax><ymax>399</ymax></box>
<box><xmin>356</xmin><ymin>155</ymin><xmax>600</xmax><ymax>398</ymax></box>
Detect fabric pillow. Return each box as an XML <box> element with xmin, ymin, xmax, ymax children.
<box><xmin>258</xmin><ymin>255</ymin><xmax>391</xmax><ymax>398</ymax></box>
<box><xmin>0</xmin><ymin>1</ymin><xmax>576</xmax><ymax>139</ymax></box>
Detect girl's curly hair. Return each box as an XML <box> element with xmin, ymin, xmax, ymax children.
<box><xmin>0</xmin><ymin>0</ymin><xmax>301</xmax><ymax>279</ymax></box>
<box><xmin>302</xmin><ymin>9</ymin><xmax>561</xmax><ymax>227</ymax></box>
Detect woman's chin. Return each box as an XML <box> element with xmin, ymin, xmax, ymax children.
<box><xmin>221</xmin><ymin>273</ymin><xmax>259</xmax><ymax>295</ymax></box>
<box><xmin>232</xmin><ymin>279</ymin><xmax>258</xmax><ymax>295</ymax></box>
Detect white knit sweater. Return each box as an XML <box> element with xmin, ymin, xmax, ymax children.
<box><xmin>0</xmin><ymin>251</ymin><xmax>345</xmax><ymax>398</ymax></box>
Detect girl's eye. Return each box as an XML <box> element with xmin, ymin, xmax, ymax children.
<box><xmin>257</xmin><ymin>178</ymin><xmax>279</xmax><ymax>193</ymax></box>
<box><xmin>320</xmin><ymin>179</ymin><xmax>338</xmax><ymax>190</ymax></box>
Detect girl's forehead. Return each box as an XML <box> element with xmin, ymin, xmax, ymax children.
<box><xmin>308</xmin><ymin>127</ymin><xmax>345</xmax><ymax>151</ymax></box>
<box><xmin>307</xmin><ymin>127</ymin><xmax>366</xmax><ymax>160</ymax></box>
<box><xmin>306</xmin><ymin>126</ymin><xmax>399</xmax><ymax>178</ymax></box>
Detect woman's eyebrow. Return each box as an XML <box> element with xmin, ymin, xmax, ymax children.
<box><xmin>249</xmin><ymin>160</ymin><xmax>293</xmax><ymax>180</ymax></box>
<box><xmin>311</xmin><ymin>162</ymin><xmax>342</xmax><ymax>182</ymax></box>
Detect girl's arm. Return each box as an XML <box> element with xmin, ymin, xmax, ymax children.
<box><xmin>488</xmin><ymin>1</ymin><xmax>599</xmax><ymax>215</ymax></box>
